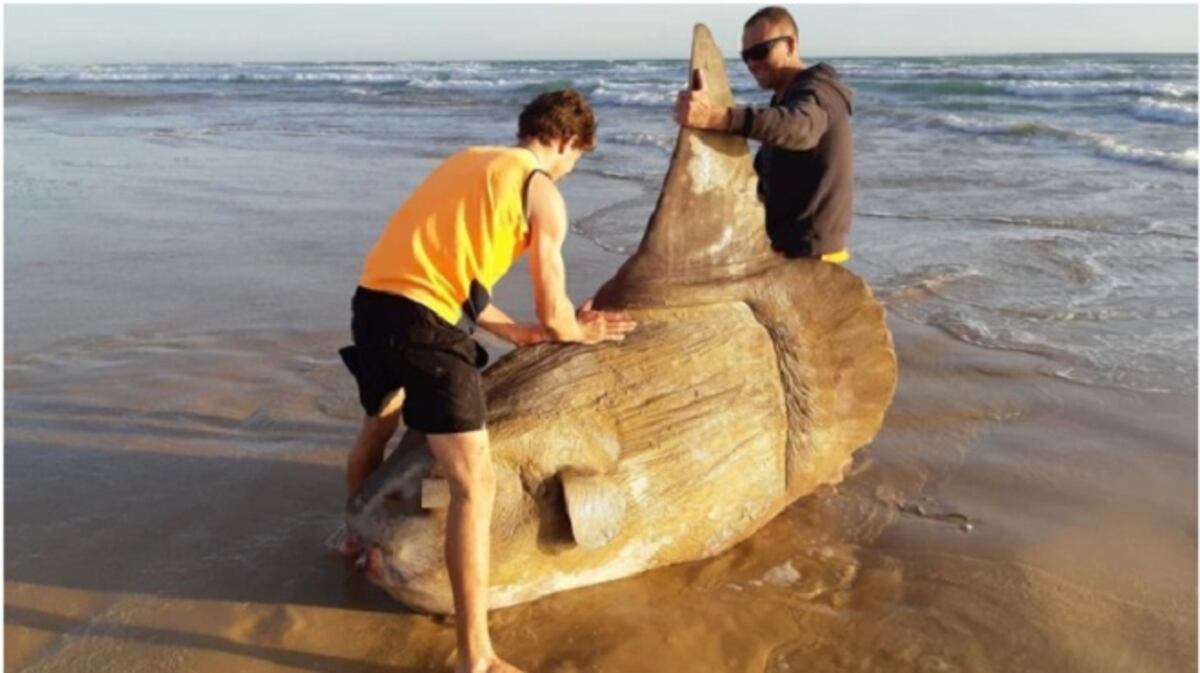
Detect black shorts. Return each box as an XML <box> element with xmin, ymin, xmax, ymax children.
<box><xmin>338</xmin><ymin>287</ymin><xmax>489</xmax><ymax>434</ymax></box>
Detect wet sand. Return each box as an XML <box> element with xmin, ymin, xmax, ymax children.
<box><xmin>5</xmin><ymin>241</ymin><xmax>1196</xmax><ymax>672</ymax></box>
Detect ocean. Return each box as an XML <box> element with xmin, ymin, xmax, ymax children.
<box><xmin>6</xmin><ymin>54</ymin><xmax>1197</xmax><ymax>393</ymax></box>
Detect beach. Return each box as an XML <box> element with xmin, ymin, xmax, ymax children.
<box><xmin>6</xmin><ymin>310</ymin><xmax>1195</xmax><ymax>672</ymax></box>
<box><xmin>5</xmin><ymin>55</ymin><xmax>1197</xmax><ymax>671</ymax></box>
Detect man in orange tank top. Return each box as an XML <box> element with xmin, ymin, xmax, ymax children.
<box><xmin>339</xmin><ymin>90</ymin><xmax>636</xmax><ymax>673</ymax></box>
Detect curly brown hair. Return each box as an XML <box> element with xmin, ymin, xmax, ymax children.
<box><xmin>517</xmin><ymin>89</ymin><xmax>597</xmax><ymax>151</ymax></box>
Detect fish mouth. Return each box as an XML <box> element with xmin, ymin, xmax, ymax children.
<box><xmin>354</xmin><ymin>536</ymin><xmax>457</xmax><ymax>614</ymax></box>
<box><xmin>357</xmin><ymin>541</ymin><xmax>406</xmax><ymax>588</ymax></box>
<box><xmin>360</xmin><ymin>544</ymin><xmax>387</xmax><ymax>581</ymax></box>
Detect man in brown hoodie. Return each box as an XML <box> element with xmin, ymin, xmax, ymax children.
<box><xmin>676</xmin><ymin>6</ymin><xmax>855</xmax><ymax>263</ymax></box>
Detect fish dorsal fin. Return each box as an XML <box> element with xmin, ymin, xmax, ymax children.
<box><xmin>597</xmin><ymin>23</ymin><xmax>775</xmax><ymax>307</ymax></box>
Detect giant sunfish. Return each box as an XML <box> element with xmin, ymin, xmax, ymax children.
<box><xmin>346</xmin><ymin>23</ymin><xmax>897</xmax><ymax>615</ymax></box>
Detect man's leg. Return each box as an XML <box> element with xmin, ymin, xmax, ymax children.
<box><xmin>341</xmin><ymin>390</ymin><xmax>405</xmax><ymax>556</ymax></box>
<box><xmin>427</xmin><ymin>429</ymin><xmax>524</xmax><ymax>673</ymax></box>
<box><xmin>346</xmin><ymin>389</ymin><xmax>405</xmax><ymax>497</ymax></box>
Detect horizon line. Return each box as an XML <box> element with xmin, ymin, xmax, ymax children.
<box><xmin>7</xmin><ymin>50</ymin><xmax>1199</xmax><ymax>68</ymax></box>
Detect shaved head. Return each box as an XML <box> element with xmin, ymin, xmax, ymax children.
<box><xmin>744</xmin><ymin>6</ymin><xmax>798</xmax><ymax>35</ymax></box>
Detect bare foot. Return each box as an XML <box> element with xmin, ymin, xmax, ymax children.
<box><xmin>457</xmin><ymin>656</ymin><xmax>526</xmax><ymax>673</ymax></box>
<box><xmin>485</xmin><ymin>659</ymin><xmax>526</xmax><ymax>673</ymax></box>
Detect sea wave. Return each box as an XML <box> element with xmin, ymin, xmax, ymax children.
<box><xmin>9</xmin><ymin>70</ymin><xmax>413</xmax><ymax>84</ymax></box>
<box><xmin>874</xmin><ymin>80</ymin><xmax>1006</xmax><ymax>96</ymax></box>
<box><xmin>932</xmin><ymin>113</ymin><xmax>1198</xmax><ymax>172</ymax></box>
<box><xmin>1139</xmin><ymin>220</ymin><xmax>1199</xmax><ymax>240</ymax></box>
<box><xmin>609</xmin><ymin>61</ymin><xmax>679</xmax><ymax>74</ymax></box>
<box><xmin>840</xmin><ymin>63</ymin><xmax>1147</xmax><ymax>81</ymax></box>
<box><xmin>857</xmin><ymin>210</ymin><xmax>1198</xmax><ymax>239</ymax></box>
<box><xmin>4</xmin><ymin>89</ymin><xmax>213</xmax><ymax>105</ymax></box>
<box><xmin>401</xmin><ymin>76</ymin><xmax>583</xmax><ymax>93</ymax></box>
<box><xmin>864</xmin><ymin>77</ymin><xmax>1199</xmax><ymax>103</ymax></box>
<box><xmin>6</xmin><ymin>74</ymin><xmax>684</xmax><ymax>108</ymax></box>
<box><xmin>4</xmin><ymin>62</ymin><xmax>535</xmax><ymax>86</ymax></box>
<box><xmin>608</xmin><ymin>131</ymin><xmax>675</xmax><ymax>153</ymax></box>
<box><xmin>1088</xmin><ymin>137</ymin><xmax>1198</xmax><ymax>172</ymax></box>
<box><xmin>8</xmin><ymin>58</ymin><xmax>1196</xmax><ymax>89</ymax></box>
<box><xmin>591</xmin><ymin>86</ymin><xmax>675</xmax><ymax>107</ymax></box>
<box><xmin>4</xmin><ymin>62</ymin><xmax>679</xmax><ymax>87</ymax></box>
<box><xmin>1001</xmin><ymin>80</ymin><xmax>1198</xmax><ymax>98</ymax></box>
<box><xmin>875</xmin><ymin>264</ymin><xmax>984</xmax><ymax>305</ymax></box>
<box><xmin>917</xmin><ymin>308</ymin><xmax>1189</xmax><ymax>394</ymax></box>
<box><xmin>995</xmin><ymin>304</ymin><xmax>1196</xmax><ymax>322</ymax></box>
<box><xmin>934</xmin><ymin>113</ymin><xmax>1042</xmax><ymax>136</ymax></box>
<box><xmin>1131</xmin><ymin>97</ymin><xmax>1199</xmax><ymax>125</ymax></box>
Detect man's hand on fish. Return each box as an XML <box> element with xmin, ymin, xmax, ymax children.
<box><xmin>576</xmin><ymin>298</ymin><xmax>637</xmax><ymax>344</ymax></box>
<box><xmin>476</xmin><ymin>300</ymin><xmax>635</xmax><ymax>347</ymax></box>
<box><xmin>675</xmin><ymin>69</ymin><xmax>730</xmax><ymax>130</ymax></box>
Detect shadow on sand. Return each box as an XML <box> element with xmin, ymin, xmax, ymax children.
<box><xmin>5</xmin><ymin>435</ymin><xmax>406</xmax><ymax>615</ymax></box>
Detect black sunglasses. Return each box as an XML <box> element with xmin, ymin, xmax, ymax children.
<box><xmin>740</xmin><ymin>36</ymin><xmax>791</xmax><ymax>63</ymax></box>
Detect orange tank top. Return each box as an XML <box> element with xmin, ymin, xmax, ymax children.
<box><xmin>359</xmin><ymin>146</ymin><xmax>543</xmax><ymax>327</ymax></box>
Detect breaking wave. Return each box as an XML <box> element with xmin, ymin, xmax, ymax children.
<box><xmin>1131</xmin><ymin>97</ymin><xmax>1199</xmax><ymax>125</ymax></box>
<box><xmin>1001</xmin><ymin>80</ymin><xmax>1198</xmax><ymax>98</ymax></box>
<box><xmin>932</xmin><ymin>113</ymin><xmax>1198</xmax><ymax>172</ymax></box>
<box><xmin>838</xmin><ymin>62</ymin><xmax>1194</xmax><ymax>82</ymax></box>
<box><xmin>608</xmin><ymin>131</ymin><xmax>675</xmax><ymax>153</ymax></box>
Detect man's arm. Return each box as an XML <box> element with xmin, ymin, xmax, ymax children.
<box><xmin>475</xmin><ymin>303</ymin><xmax>549</xmax><ymax>347</ymax></box>
<box><xmin>676</xmin><ymin>68</ymin><xmax>828</xmax><ymax>151</ymax></box>
<box><xmin>527</xmin><ymin>173</ymin><xmax>584</xmax><ymax>341</ymax></box>
<box><xmin>473</xmin><ymin>174</ymin><xmax>637</xmax><ymax>347</ymax></box>
<box><xmin>526</xmin><ymin>172</ymin><xmax>636</xmax><ymax>344</ymax></box>
<box><xmin>726</xmin><ymin>95</ymin><xmax>827</xmax><ymax>151</ymax></box>
<box><xmin>476</xmin><ymin>298</ymin><xmax>633</xmax><ymax>347</ymax></box>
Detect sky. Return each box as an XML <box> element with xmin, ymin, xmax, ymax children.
<box><xmin>3</xmin><ymin>4</ymin><xmax>1198</xmax><ymax>65</ymax></box>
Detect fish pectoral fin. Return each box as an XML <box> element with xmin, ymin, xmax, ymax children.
<box><xmin>560</xmin><ymin>472</ymin><xmax>626</xmax><ymax>550</ymax></box>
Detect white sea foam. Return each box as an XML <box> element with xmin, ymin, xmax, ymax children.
<box><xmin>931</xmin><ymin>113</ymin><xmax>1198</xmax><ymax>172</ymax></box>
<box><xmin>1001</xmin><ymin>80</ymin><xmax>1197</xmax><ymax>98</ymax></box>
<box><xmin>591</xmin><ymin>87</ymin><xmax>674</xmax><ymax>107</ymax></box>
<box><xmin>610</xmin><ymin>62</ymin><xmax>675</xmax><ymax>74</ymax></box>
<box><xmin>5</xmin><ymin>62</ymin><xmax>503</xmax><ymax>85</ymax></box>
<box><xmin>1131</xmin><ymin>97</ymin><xmax>1199</xmax><ymax>125</ymax></box>
<box><xmin>935</xmin><ymin>113</ymin><xmax>1040</xmax><ymax>135</ymax></box>
<box><xmin>1140</xmin><ymin>220</ymin><xmax>1198</xmax><ymax>239</ymax></box>
<box><xmin>1086</xmin><ymin>136</ymin><xmax>1198</xmax><ymax>172</ymax></box>
<box><xmin>838</xmin><ymin>63</ymin><xmax>1145</xmax><ymax>81</ymax></box>
<box><xmin>921</xmin><ymin>306</ymin><xmax>1194</xmax><ymax>394</ymax></box>
<box><xmin>609</xmin><ymin>131</ymin><xmax>674</xmax><ymax>152</ymax></box>
<box><xmin>401</xmin><ymin>76</ymin><xmax>520</xmax><ymax>90</ymax></box>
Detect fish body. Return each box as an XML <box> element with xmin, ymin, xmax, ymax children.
<box><xmin>347</xmin><ymin>24</ymin><xmax>897</xmax><ymax>615</ymax></box>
